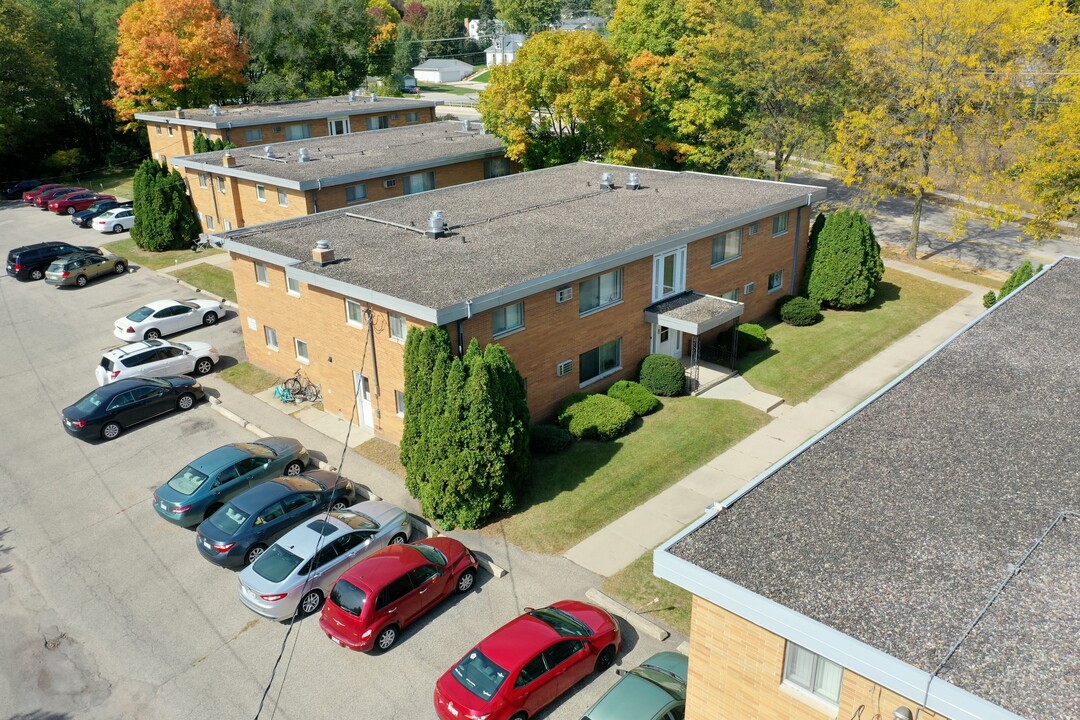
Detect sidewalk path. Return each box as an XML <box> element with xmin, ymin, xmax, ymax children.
<box><xmin>159</xmin><ymin>251</ymin><xmax>232</xmax><ymax>274</ymax></box>
<box><xmin>563</xmin><ymin>260</ymin><xmax>989</xmax><ymax>576</ymax></box>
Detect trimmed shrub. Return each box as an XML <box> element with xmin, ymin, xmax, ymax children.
<box><xmin>773</xmin><ymin>293</ymin><xmax>794</xmax><ymax>318</ymax></box>
<box><xmin>607</xmin><ymin>380</ymin><xmax>660</xmax><ymax>416</ymax></box>
<box><xmin>558</xmin><ymin>392</ymin><xmax>589</xmax><ymax>414</ymax></box>
<box><xmin>983</xmin><ymin>291</ymin><xmax>997</xmax><ymax>309</ymax></box>
<box><xmin>530</xmin><ymin>424</ymin><xmax>574</xmax><ymax>454</ymax></box>
<box><xmin>779</xmin><ymin>296</ymin><xmax>823</xmax><ymax>326</ymax></box>
<box><xmin>997</xmin><ymin>260</ymin><xmax>1039</xmax><ymax>301</ymax></box>
<box><xmin>738</xmin><ymin>323</ymin><xmax>769</xmax><ymax>351</ymax></box>
<box><xmin>557</xmin><ymin>394</ymin><xmax>635</xmax><ymax>441</ymax></box>
<box><xmin>805</xmin><ymin>208</ymin><xmax>884</xmax><ymax>309</ymax></box>
<box><xmin>638</xmin><ymin>354</ymin><xmax>685</xmax><ymax>396</ymax></box>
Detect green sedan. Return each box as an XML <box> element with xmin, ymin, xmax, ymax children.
<box><xmin>582</xmin><ymin>651</ymin><xmax>688</xmax><ymax>720</ymax></box>
<box><xmin>45</xmin><ymin>251</ymin><xmax>128</xmax><ymax>288</ymax></box>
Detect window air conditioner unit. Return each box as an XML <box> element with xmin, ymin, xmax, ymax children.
<box><xmin>555</xmin><ymin>287</ymin><xmax>573</xmax><ymax>303</ymax></box>
<box><xmin>384</xmin><ymin>178</ymin><xmax>397</xmax><ymax>188</ymax></box>
<box><xmin>556</xmin><ymin>360</ymin><xmax>573</xmax><ymax>377</ymax></box>
<box><xmin>744</xmin><ymin>282</ymin><xmax>755</xmax><ymax>295</ymax></box>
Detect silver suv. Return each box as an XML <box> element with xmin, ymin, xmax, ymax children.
<box><xmin>96</xmin><ymin>339</ymin><xmax>220</xmax><ymax>386</ymax></box>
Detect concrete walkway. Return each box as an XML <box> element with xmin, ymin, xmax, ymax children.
<box><xmin>158</xmin><ymin>250</ymin><xmax>232</xmax><ymax>274</ymax></box>
<box><xmin>563</xmin><ymin>260</ymin><xmax>990</xmax><ymax>576</ymax></box>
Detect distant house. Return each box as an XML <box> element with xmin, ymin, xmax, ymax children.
<box><xmin>467</xmin><ymin>18</ymin><xmax>509</xmax><ymax>40</ymax></box>
<box><xmin>558</xmin><ymin>15</ymin><xmax>607</xmax><ymax>32</ymax></box>
<box><xmin>485</xmin><ymin>34</ymin><xmax>528</xmax><ymax>66</ymax></box>
<box><xmin>412</xmin><ymin>59</ymin><xmax>475</xmax><ymax>83</ymax></box>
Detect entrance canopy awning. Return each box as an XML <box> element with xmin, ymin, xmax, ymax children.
<box><xmin>644</xmin><ymin>291</ymin><xmax>744</xmax><ymax>335</ymax></box>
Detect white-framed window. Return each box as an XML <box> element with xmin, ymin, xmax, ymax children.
<box><xmin>294</xmin><ymin>338</ymin><xmax>310</xmax><ymax>362</ymax></box>
<box><xmin>217</xmin><ymin>177</ymin><xmax>226</xmax><ymax>193</ymax></box>
<box><xmin>277</xmin><ymin>189</ymin><xmax>288</xmax><ymax>207</ymax></box>
<box><xmin>286</xmin><ymin>123</ymin><xmax>312</xmax><ymax>140</ymax></box>
<box><xmin>749</xmin><ymin>222</ymin><xmax>760</xmax><ymax>235</ymax></box>
<box><xmin>389</xmin><ymin>313</ymin><xmax>407</xmax><ymax>341</ymax></box>
<box><xmin>492</xmin><ymin>301</ymin><xmax>524</xmax><ymax>337</ymax></box>
<box><xmin>783</xmin><ymin>643</ymin><xmax>843</xmax><ymax>706</ymax></box>
<box><xmin>198</xmin><ymin>173</ymin><xmax>208</xmax><ymax>188</ymax></box>
<box><xmin>345</xmin><ymin>299</ymin><xmax>365</xmax><ymax>327</ymax></box>
<box><xmin>264</xmin><ymin>326</ymin><xmax>278</xmax><ymax>350</ymax></box>
<box><xmin>405</xmin><ymin>111</ymin><xmax>419</xmax><ymax>124</ymax></box>
<box><xmin>245</xmin><ymin>128</ymin><xmax>263</xmax><ymax>143</ymax></box>
<box><xmin>652</xmin><ymin>247</ymin><xmax>687</xmax><ymax>301</ymax></box>
<box><xmin>167</xmin><ymin>125</ymin><xmax>174</xmax><ymax>136</ymax></box>
<box><xmin>286</xmin><ymin>276</ymin><xmax>300</xmax><ymax>296</ymax></box>
<box><xmin>255</xmin><ymin>262</ymin><xmax>269</xmax><ymax>286</ymax></box>
<box><xmin>579</xmin><ymin>269</ymin><xmax>623</xmax><ymax>315</ymax></box>
<box><xmin>768</xmin><ymin>270</ymin><xmax>784</xmax><ymax>292</ymax></box>
<box><xmin>580</xmin><ymin>339</ymin><xmax>621</xmax><ymax>385</ymax></box>
<box><xmin>366</xmin><ymin>115</ymin><xmax>389</xmax><ymax>130</ymax></box>
<box><xmin>205</xmin><ymin>215</ymin><xmax>215</xmax><ymax>231</ymax></box>
<box><xmin>712</xmin><ymin>229</ymin><xmax>742</xmax><ymax>265</ymax></box>
<box><xmin>328</xmin><ymin>116</ymin><xmax>350</xmax><ymax>135</ymax></box>
<box><xmin>224</xmin><ymin>220</ymin><xmax>232</xmax><ymax>231</ymax></box>
<box><xmin>484</xmin><ymin>157</ymin><xmax>513</xmax><ymax>179</ymax></box>
<box><xmin>256</xmin><ymin>184</ymin><xmax>266</xmax><ymax>201</ymax></box>
<box><xmin>773</xmin><ymin>212</ymin><xmax>789</xmax><ymax>236</ymax></box>
<box><xmin>403</xmin><ymin>171</ymin><xmax>435</xmax><ymax>195</ymax></box>
<box><xmin>345</xmin><ymin>184</ymin><xmax>367</xmax><ymax>203</ymax></box>
<box><xmin>722</xmin><ymin>289</ymin><xmax>738</xmax><ymax>301</ymax></box>
<box><xmin>395</xmin><ymin>390</ymin><xmax>406</xmax><ymax>417</ymax></box>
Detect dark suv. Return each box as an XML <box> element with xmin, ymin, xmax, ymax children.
<box><xmin>6</xmin><ymin>241</ymin><xmax>102</xmax><ymax>281</ymax></box>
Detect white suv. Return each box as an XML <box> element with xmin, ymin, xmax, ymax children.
<box><xmin>95</xmin><ymin>339</ymin><xmax>220</xmax><ymax>386</ymax></box>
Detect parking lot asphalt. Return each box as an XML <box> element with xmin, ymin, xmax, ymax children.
<box><xmin>0</xmin><ymin>200</ymin><xmax>675</xmax><ymax>719</ymax></box>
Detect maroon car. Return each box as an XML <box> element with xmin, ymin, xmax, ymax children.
<box><xmin>23</xmin><ymin>183</ymin><xmax>66</xmax><ymax>204</ymax></box>
<box><xmin>34</xmin><ymin>186</ymin><xmax>86</xmax><ymax>208</ymax></box>
<box><xmin>49</xmin><ymin>192</ymin><xmax>114</xmax><ymax>215</ymax></box>
<box><xmin>434</xmin><ymin>600</ymin><xmax>622</xmax><ymax>720</ymax></box>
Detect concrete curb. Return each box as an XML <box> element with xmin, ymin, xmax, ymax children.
<box><xmin>410</xmin><ymin>517</ymin><xmax>509</xmax><ymax>579</ymax></box>
<box><xmin>585</xmin><ymin>588</ymin><xmax>670</xmax><ymax>642</ymax></box>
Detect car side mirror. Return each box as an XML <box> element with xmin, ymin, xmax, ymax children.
<box><xmin>616</xmin><ymin>668</ymin><xmax>629</xmax><ymax>677</ymax></box>
<box><xmin>523</xmin><ymin>607</ymin><xmax>534</xmax><ymax>613</ymax></box>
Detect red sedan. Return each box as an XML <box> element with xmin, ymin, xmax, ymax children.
<box><xmin>23</xmin><ymin>183</ymin><xmax>66</xmax><ymax>203</ymax></box>
<box><xmin>34</xmin><ymin>186</ymin><xmax>85</xmax><ymax>208</ymax></box>
<box><xmin>320</xmin><ymin>536</ymin><xmax>479</xmax><ymax>653</ymax></box>
<box><xmin>434</xmin><ymin>600</ymin><xmax>621</xmax><ymax>720</ymax></box>
<box><xmin>49</xmin><ymin>192</ymin><xmax>114</xmax><ymax>215</ymax></box>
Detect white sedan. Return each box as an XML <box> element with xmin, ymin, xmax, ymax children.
<box><xmin>93</xmin><ymin>207</ymin><xmax>136</xmax><ymax>234</ymax></box>
<box><xmin>114</xmin><ymin>298</ymin><xmax>226</xmax><ymax>341</ymax></box>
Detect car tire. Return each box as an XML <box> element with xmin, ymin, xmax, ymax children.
<box><xmin>375</xmin><ymin>625</ymin><xmax>399</xmax><ymax>653</ymax></box>
<box><xmin>298</xmin><ymin>589</ymin><xmax>323</xmax><ymax>616</ymax></box>
<box><xmin>456</xmin><ymin>569</ymin><xmax>476</xmax><ymax>594</ymax></box>
<box><xmin>595</xmin><ymin>645</ymin><xmax>617</xmax><ymax>673</ymax></box>
<box><xmin>67</xmin><ymin>206</ymin><xmax>76</xmax><ymax>215</ymax></box>
<box><xmin>204</xmin><ymin>503</ymin><xmax>222</xmax><ymax>520</ymax></box>
<box><xmin>177</xmin><ymin>393</ymin><xmax>196</xmax><ymax>411</ymax></box>
<box><xmin>114</xmin><ymin>262</ymin><xmax>126</xmax><ymax>274</ymax></box>
<box><xmin>75</xmin><ymin>274</ymin><xmax>88</xmax><ymax>287</ymax></box>
<box><xmin>389</xmin><ymin>533</ymin><xmax>407</xmax><ymax>545</ymax></box>
<box><xmin>245</xmin><ymin>544</ymin><xmax>266</xmax><ymax>566</ymax></box>
<box><xmin>509</xmin><ymin>713</ymin><xmax>528</xmax><ymax>720</ymax></box>
<box><xmin>202</xmin><ymin>312</ymin><xmax>218</xmax><ymax>326</ymax></box>
<box><xmin>194</xmin><ymin>358</ymin><xmax>214</xmax><ymax>375</ymax></box>
<box><xmin>284</xmin><ymin>460</ymin><xmax>304</xmax><ymax>476</ymax></box>
<box><xmin>144</xmin><ymin>328</ymin><xmax>161</xmax><ymax>340</ymax></box>
<box><xmin>113</xmin><ymin>223</ymin><xmax>123</xmax><ymax>234</ymax></box>
<box><xmin>29</xmin><ymin>268</ymin><xmax>44</xmax><ymax>281</ymax></box>
<box><xmin>330</xmin><ymin>499</ymin><xmax>349</xmax><ymax>512</ymax></box>
<box><xmin>101</xmin><ymin>422</ymin><xmax>122</xmax><ymax>440</ymax></box>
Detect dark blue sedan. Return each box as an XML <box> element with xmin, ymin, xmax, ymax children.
<box><xmin>62</xmin><ymin>376</ymin><xmax>204</xmax><ymax>441</ymax></box>
<box><xmin>71</xmin><ymin>199</ymin><xmax>132</xmax><ymax>228</ymax></box>
<box><xmin>195</xmin><ymin>471</ymin><xmax>358</xmax><ymax>568</ymax></box>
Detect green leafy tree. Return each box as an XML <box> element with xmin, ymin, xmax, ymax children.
<box><xmin>495</xmin><ymin>0</ymin><xmax>561</xmax><ymax>33</ymax></box>
<box><xmin>994</xmin><ymin>260</ymin><xmax>1039</xmax><ymax>304</ymax></box>
<box><xmin>0</xmin><ymin>2</ymin><xmax>64</xmax><ymax>168</ymax></box>
<box><xmin>192</xmin><ymin>135</ymin><xmax>237</xmax><ymax>153</ymax></box>
<box><xmin>801</xmin><ymin>211</ymin><xmax>827</xmax><ymax>293</ymax></box>
<box><xmin>805</xmin><ymin>208</ymin><xmax>883</xmax><ymax>309</ymax></box>
<box><xmin>393</xmin><ymin>24</ymin><xmax>423</xmax><ymax>77</ymax></box>
<box><xmin>608</xmin><ymin>0</ymin><xmax>686</xmax><ymax>57</ymax></box>
<box><xmin>422</xmin><ymin>3</ymin><xmax>467</xmax><ymax>59</ymax></box>
<box><xmin>131</xmin><ymin>158</ymin><xmax>199</xmax><ymax>251</ymax></box>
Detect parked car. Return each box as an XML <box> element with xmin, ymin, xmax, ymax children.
<box><xmin>237</xmin><ymin>501</ymin><xmax>412</xmax><ymax>621</ymax></box>
<box><xmin>580</xmin><ymin>652</ymin><xmax>688</xmax><ymax>720</ymax></box>
<box><xmin>61</xmin><ymin>376</ymin><xmax>204</xmax><ymax>441</ymax></box>
<box><xmin>4</xmin><ymin>179</ymin><xmax>42</xmax><ymax>199</ymax></box>
<box><xmin>402</xmin><ymin>85</ymin><xmax>421</xmax><ymax>94</ymax></box>
<box><xmin>6</xmin><ymin>241</ymin><xmax>103</xmax><ymax>281</ymax></box>
<box><xmin>195</xmin><ymin>471</ymin><xmax>357</xmax><ymax>568</ymax></box>
<box><xmin>34</xmin><ymin>186</ymin><xmax>85</xmax><ymax>208</ymax></box>
<box><xmin>114</xmin><ymin>298</ymin><xmax>225</xmax><ymax>341</ymax></box>
<box><xmin>93</xmin><ymin>206</ymin><xmax>135</xmax><ymax>234</ymax></box>
<box><xmin>434</xmin><ymin>601</ymin><xmax>622</xmax><ymax>720</ymax></box>
<box><xmin>95</xmin><ymin>338</ymin><xmax>219</xmax><ymax>385</ymax></box>
<box><xmin>72</xmin><ymin>199</ymin><xmax>132</xmax><ymax>228</ymax></box>
<box><xmin>45</xmin><ymin>251</ymin><xmax>128</xmax><ymax>288</ymax></box>
<box><xmin>320</xmin><ymin>536</ymin><xmax>479</xmax><ymax>653</ymax></box>
<box><xmin>49</xmin><ymin>192</ymin><xmax>114</xmax><ymax>215</ymax></box>
<box><xmin>22</xmin><ymin>183</ymin><xmax>66</xmax><ymax>204</ymax></box>
<box><xmin>152</xmin><ymin>437</ymin><xmax>309</xmax><ymax>528</ymax></box>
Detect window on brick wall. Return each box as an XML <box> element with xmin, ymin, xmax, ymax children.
<box><xmin>346</xmin><ymin>299</ymin><xmax>365</xmax><ymax>327</ymax></box>
<box><xmin>198</xmin><ymin>173</ymin><xmax>207</xmax><ymax>188</ymax></box>
<box><xmin>286</xmin><ymin>123</ymin><xmax>312</xmax><ymax>140</ymax></box>
<box><xmin>773</xmin><ymin>212</ymin><xmax>789</xmax><ymax>236</ymax></box>
<box><xmin>711</xmin><ymin>229</ymin><xmax>742</xmax><ymax>265</ymax></box>
<box><xmin>484</xmin><ymin>158</ymin><xmax>512</xmax><ymax>179</ymax></box>
<box><xmin>217</xmin><ymin>177</ymin><xmax>226</xmax><ymax>193</ymax></box>
<box><xmin>167</xmin><ymin>126</ymin><xmax>174</xmax><ymax>136</ymax></box>
<box><xmin>783</xmin><ymin>643</ymin><xmax>843</xmax><ymax>705</ymax></box>
<box><xmin>295</xmin><ymin>338</ymin><xmax>310</xmax><ymax>362</ymax></box>
<box><xmin>366</xmin><ymin>115</ymin><xmax>389</xmax><ymax>130</ymax></box>
<box><xmin>286</xmin><ymin>277</ymin><xmax>300</xmax><ymax>296</ymax></box>
<box><xmin>264</xmin><ymin>326</ymin><xmax>278</xmax><ymax>350</ymax></box>
<box><xmin>395</xmin><ymin>390</ymin><xmax>406</xmax><ymax>416</ymax></box>
<box><xmin>492</xmin><ymin>301</ymin><xmax>524</xmax><ymax>337</ymax></box>
<box><xmin>205</xmin><ymin>215</ymin><xmax>215</xmax><ymax>231</ymax></box>
<box><xmin>768</xmin><ymin>270</ymin><xmax>784</xmax><ymax>293</ymax></box>
<box><xmin>403</xmin><ymin>171</ymin><xmax>435</xmax><ymax>195</ymax></box>
<box><xmin>255</xmin><ymin>262</ymin><xmax>269</xmax><ymax>286</ymax></box>
<box><xmin>156</xmin><ymin>125</ymin><xmax>162</xmax><ymax>135</ymax></box>
<box><xmin>245</xmin><ymin>128</ymin><xmax>263</xmax><ymax>143</ymax></box>
<box><xmin>389</xmin><ymin>313</ymin><xmax>407</xmax><ymax>341</ymax></box>
<box><xmin>579</xmin><ymin>269</ymin><xmax>622</xmax><ymax>315</ymax></box>
<box><xmin>345</xmin><ymin>184</ymin><xmax>367</xmax><ymax>203</ymax></box>
<box><xmin>580</xmin><ymin>339</ymin><xmax>621</xmax><ymax>385</ymax></box>
<box><xmin>278</xmin><ymin>189</ymin><xmax>288</xmax><ymax>207</ymax></box>
<box><xmin>405</xmin><ymin>112</ymin><xmax>419</xmax><ymax>124</ymax></box>
<box><xmin>256</xmin><ymin>184</ymin><xmax>266</xmax><ymax>201</ymax></box>
<box><xmin>224</xmin><ymin>220</ymin><xmax>232</xmax><ymax>231</ymax></box>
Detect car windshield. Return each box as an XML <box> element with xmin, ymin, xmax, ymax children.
<box><xmin>329</xmin><ymin>580</ymin><xmax>366</xmax><ymax>616</ymax></box>
<box><xmin>452</xmin><ymin>648</ymin><xmax>507</xmax><ymax>701</ymax></box>
<box><xmin>86</xmin><ymin>202</ymin><xmax>108</xmax><ymax>212</ymax></box>
<box><xmin>74</xmin><ymin>393</ymin><xmax>103</xmax><ymax>413</ymax></box>
<box><xmin>127</xmin><ymin>306</ymin><xmax>154</xmax><ymax>322</ymax></box>
<box><xmin>253</xmin><ymin>545</ymin><xmax>304</xmax><ymax>583</ymax></box>
<box><xmin>167</xmin><ymin>466</ymin><xmax>209</xmax><ymax>496</ymax></box>
<box><xmin>208</xmin><ymin>504</ymin><xmax>249</xmax><ymax>535</ymax></box>
<box><xmin>529</xmin><ymin>607</ymin><xmax>592</xmax><ymax>637</ymax></box>
<box><xmin>412</xmin><ymin>544</ymin><xmax>447</xmax><ymax>566</ymax></box>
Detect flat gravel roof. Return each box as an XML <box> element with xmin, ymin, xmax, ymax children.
<box><xmin>221</xmin><ymin>162</ymin><xmax>824</xmax><ymax>316</ymax></box>
<box><xmin>136</xmin><ymin>95</ymin><xmax>436</xmax><ymax>127</ymax></box>
<box><xmin>670</xmin><ymin>258</ymin><xmax>1080</xmax><ymax>718</ymax></box>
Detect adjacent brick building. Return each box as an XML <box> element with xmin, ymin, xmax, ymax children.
<box><xmin>213</xmin><ymin>162</ymin><xmax>826</xmax><ymax>441</ymax></box>
<box><xmin>136</xmin><ymin>94</ymin><xmax>437</xmax><ymax>169</ymax></box>
<box><xmin>171</xmin><ymin>121</ymin><xmax>517</xmax><ymax>232</ymax></box>
<box><xmin>657</xmin><ymin>258</ymin><xmax>1080</xmax><ymax>720</ymax></box>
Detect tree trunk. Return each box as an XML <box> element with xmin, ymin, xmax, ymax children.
<box><xmin>774</xmin><ymin>141</ymin><xmax>784</xmax><ymax>181</ymax></box>
<box><xmin>908</xmin><ymin>187</ymin><xmax>923</xmax><ymax>259</ymax></box>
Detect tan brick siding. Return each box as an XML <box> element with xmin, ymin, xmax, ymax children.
<box><xmin>686</xmin><ymin>596</ymin><xmax>945</xmax><ymax>720</ymax></box>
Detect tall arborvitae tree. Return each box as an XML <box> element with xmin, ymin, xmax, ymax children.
<box><xmin>805</xmin><ymin>209</ymin><xmax>883</xmax><ymax>309</ymax></box>
<box><xmin>801</xmin><ymin>211</ymin><xmax>828</xmax><ymax>295</ymax></box>
<box><xmin>401</xmin><ymin>324</ymin><xmax>453</xmax><ymax>491</ymax></box>
<box><xmin>131</xmin><ymin>159</ymin><xmax>199</xmax><ymax>251</ymax></box>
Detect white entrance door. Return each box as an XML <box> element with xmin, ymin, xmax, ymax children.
<box><xmin>329</xmin><ymin>117</ymin><xmax>350</xmax><ymax>135</ymax></box>
<box><xmin>353</xmin><ymin>371</ymin><xmax>374</xmax><ymax>428</ymax></box>
<box><xmin>652</xmin><ymin>324</ymin><xmax>682</xmax><ymax>359</ymax></box>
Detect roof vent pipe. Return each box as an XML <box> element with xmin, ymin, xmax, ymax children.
<box><xmin>463</xmin><ymin>119</ymin><xmax>471</xmax><ymax>132</ymax></box>
<box><xmin>627</xmin><ymin>172</ymin><xmax>640</xmax><ymax>190</ymax></box>
<box><xmin>175</xmin><ymin>106</ymin><xmax>185</xmax><ymax>119</ymax></box>
<box><xmin>312</xmin><ymin>239</ymin><xmax>335</xmax><ymax>266</ymax></box>
<box><xmin>298</xmin><ymin>147</ymin><xmax>310</xmax><ymax>162</ymax></box>
<box><xmin>427</xmin><ymin>210</ymin><xmax>446</xmax><ymax>238</ymax></box>
<box><xmin>600</xmin><ymin>172</ymin><xmax>615</xmax><ymax>190</ymax></box>
<box><xmin>263</xmin><ymin>145</ymin><xmax>274</xmax><ymax>158</ymax></box>
<box><xmin>349</xmin><ymin>90</ymin><xmax>356</xmax><ymax>102</ymax></box>
<box><xmin>209</xmin><ymin>103</ymin><xmax>220</xmax><ymax>116</ymax></box>
<box><xmin>369</xmin><ymin>92</ymin><xmax>377</xmax><ymax>102</ymax></box>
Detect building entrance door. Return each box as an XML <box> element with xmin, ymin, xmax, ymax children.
<box><xmin>353</xmin><ymin>371</ymin><xmax>374</xmax><ymax>428</ymax></box>
<box><xmin>652</xmin><ymin>323</ymin><xmax>682</xmax><ymax>358</ymax></box>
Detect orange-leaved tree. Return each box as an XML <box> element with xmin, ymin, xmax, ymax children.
<box><xmin>112</xmin><ymin>0</ymin><xmax>248</xmax><ymax>127</ymax></box>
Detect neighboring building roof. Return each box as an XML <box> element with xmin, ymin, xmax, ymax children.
<box><xmin>663</xmin><ymin>258</ymin><xmax>1080</xmax><ymax>720</ymax></box>
<box><xmin>215</xmin><ymin>162</ymin><xmax>825</xmax><ymax>323</ymax></box>
<box><xmin>485</xmin><ymin>34</ymin><xmax>528</xmax><ymax>53</ymax></box>
<box><xmin>135</xmin><ymin>94</ymin><xmax>437</xmax><ymax>130</ymax></box>
<box><xmin>413</xmin><ymin>59</ymin><xmax>474</xmax><ymax>71</ymax></box>
<box><xmin>172</xmin><ymin>121</ymin><xmax>507</xmax><ymax>190</ymax></box>
<box><xmin>558</xmin><ymin>15</ymin><xmax>607</xmax><ymax>30</ymax></box>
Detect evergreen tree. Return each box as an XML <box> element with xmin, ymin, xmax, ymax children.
<box><xmin>806</xmin><ymin>208</ymin><xmax>883</xmax><ymax>309</ymax></box>
<box><xmin>801</xmin><ymin>211</ymin><xmax>828</xmax><ymax>295</ymax></box>
<box><xmin>131</xmin><ymin>159</ymin><xmax>200</xmax><ymax>251</ymax></box>
<box><xmin>192</xmin><ymin>134</ymin><xmax>237</xmax><ymax>153</ymax></box>
<box><xmin>484</xmin><ymin>343</ymin><xmax>530</xmax><ymax>492</ymax></box>
<box><xmin>401</xmin><ymin>325</ymin><xmax>453</xmax><ymax>490</ymax></box>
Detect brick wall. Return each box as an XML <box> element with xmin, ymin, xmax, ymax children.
<box><xmin>685</xmin><ymin>596</ymin><xmax>945</xmax><ymax>720</ymax></box>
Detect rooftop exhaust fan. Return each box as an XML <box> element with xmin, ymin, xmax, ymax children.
<box><xmin>600</xmin><ymin>172</ymin><xmax>615</xmax><ymax>190</ymax></box>
<box><xmin>298</xmin><ymin>147</ymin><xmax>310</xmax><ymax>162</ymax></box>
<box><xmin>209</xmin><ymin>103</ymin><xmax>220</xmax><ymax>116</ymax></box>
<box><xmin>263</xmin><ymin>145</ymin><xmax>274</xmax><ymax>158</ymax></box>
<box><xmin>426</xmin><ymin>210</ymin><xmax>446</xmax><ymax>239</ymax></box>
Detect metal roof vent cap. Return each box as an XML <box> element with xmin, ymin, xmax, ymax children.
<box><xmin>369</xmin><ymin>92</ymin><xmax>377</xmax><ymax>102</ymax></box>
<box><xmin>312</xmin><ymin>239</ymin><xmax>335</xmax><ymax>266</ymax></box>
<box><xmin>298</xmin><ymin>147</ymin><xmax>310</xmax><ymax>162</ymax></box>
<box><xmin>627</xmin><ymin>172</ymin><xmax>640</xmax><ymax>190</ymax></box>
<box><xmin>209</xmin><ymin>103</ymin><xmax>220</xmax><ymax>116</ymax></box>
<box><xmin>600</xmin><ymin>172</ymin><xmax>615</xmax><ymax>190</ymax></box>
<box><xmin>427</xmin><ymin>210</ymin><xmax>446</xmax><ymax>238</ymax></box>
<box><xmin>348</xmin><ymin>90</ymin><xmax>356</xmax><ymax>102</ymax></box>
<box><xmin>463</xmin><ymin>119</ymin><xmax>471</xmax><ymax>132</ymax></box>
<box><xmin>263</xmin><ymin>145</ymin><xmax>274</xmax><ymax>158</ymax></box>
<box><xmin>175</xmin><ymin>106</ymin><xmax>185</xmax><ymax>119</ymax></box>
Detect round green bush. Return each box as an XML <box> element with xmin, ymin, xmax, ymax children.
<box><xmin>606</xmin><ymin>380</ymin><xmax>660</xmax><ymax>416</ymax></box>
<box><xmin>779</xmin><ymin>296</ymin><xmax>822</xmax><ymax>326</ymax></box>
<box><xmin>773</xmin><ymin>294</ymin><xmax>794</xmax><ymax>318</ymax></box>
<box><xmin>557</xmin><ymin>394</ymin><xmax>635</xmax><ymax>441</ymax></box>
<box><xmin>737</xmin><ymin>323</ymin><xmax>769</xmax><ymax>351</ymax></box>
<box><xmin>638</xmin><ymin>354</ymin><xmax>685</xmax><ymax>396</ymax></box>
<box><xmin>982</xmin><ymin>291</ymin><xmax>997</xmax><ymax>309</ymax></box>
<box><xmin>530</xmin><ymin>424</ymin><xmax>574</xmax><ymax>453</ymax></box>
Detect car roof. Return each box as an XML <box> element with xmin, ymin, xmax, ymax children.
<box><xmin>102</xmin><ymin>339</ymin><xmax>171</xmax><ymax>359</ymax></box>
<box><xmin>584</xmin><ymin>673</ymin><xmax>679</xmax><ymax>720</ymax></box>
<box><xmin>230</xmin><ymin>479</ymin><xmax>299</xmax><ymax>512</ymax></box>
<box><xmin>188</xmin><ymin>444</ymin><xmax>251</xmax><ymax>473</ymax></box>
<box><xmin>477</xmin><ymin>612</ymin><xmax>565</xmax><ymax>670</ymax></box>
<box><xmin>338</xmin><ymin>544</ymin><xmax>430</xmax><ymax>592</ymax></box>
<box><xmin>90</xmin><ymin>377</ymin><xmax>169</xmax><ymax>397</ymax></box>
<box><xmin>270</xmin><ymin>515</ymin><xmax>353</xmax><ymax>559</ymax></box>
<box><xmin>139</xmin><ymin>299</ymin><xmax>190</xmax><ymax>311</ymax></box>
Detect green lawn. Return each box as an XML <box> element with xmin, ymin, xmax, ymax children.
<box><xmin>603</xmin><ymin>550</ymin><xmax>692</xmax><ymax>636</ymax></box>
<box><xmin>71</xmin><ymin>166</ymin><xmax>138</xmax><ymax>200</ymax></box>
<box><xmin>469</xmin><ymin>70</ymin><xmax>491</xmax><ymax>83</ymax></box>
<box><xmin>495</xmin><ymin>398</ymin><xmax>770</xmax><ymax>555</ymax></box>
<box><xmin>738</xmin><ymin>267</ymin><xmax>968</xmax><ymax>404</ymax></box>
<box><xmin>419</xmin><ymin>83</ymin><xmax>478</xmax><ymax>96</ymax></box>
<box><xmin>100</xmin><ymin>237</ymin><xmax>223</xmax><ymax>271</ymax></box>
<box><xmin>173</xmin><ymin>264</ymin><xmax>236</xmax><ymax>303</ymax></box>
<box><xmin>221</xmin><ymin>362</ymin><xmax>280</xmax><ymax>394</ymax></box>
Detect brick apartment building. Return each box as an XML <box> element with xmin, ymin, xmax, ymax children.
<box><xmin>656</xmin><ymin>259</ymin><xmax>1080</xmax><ymax>720</ymax></box>
<box><xmin>171</xmin><ymin>121</ymin><xmax>517</xmax><ymax>232</ymax></box>
<box><xmin>212</xmin><ymin>162</ymin><xmax>827</xmax><ymax>441</ymax></box>
<box><xmin>136</xmin><ymin>93</ymin><xmax>437</xmax><ymax>169</ymax></box>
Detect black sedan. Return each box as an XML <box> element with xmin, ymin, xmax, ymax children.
<box><xmin>195</xmin><ymin>471</ymin><xmax>358</xmax><ymax>568</ymax></box>
<box><xmin>4</xmin><ymin>179</ymin><xmax>42</xmax><ymax>199</ymax></box>
<box><xmin>62</xmin><ymin>376</ymin><xmax>204</xmax><ymax>441</ymax></box>
<box><xmin>72</xmin><ymin>199</ymin><xmax>132</xmax><ymax>228</ymax></box>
